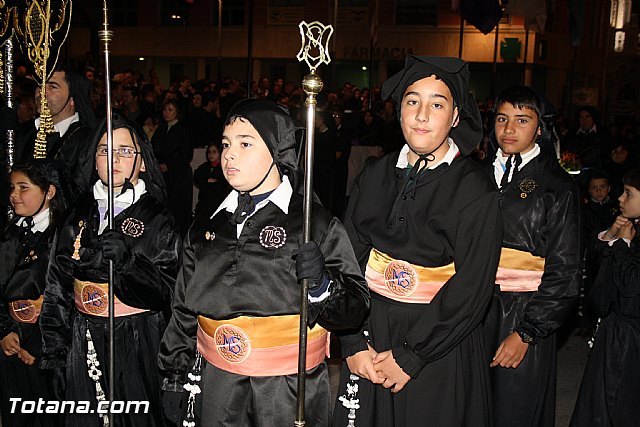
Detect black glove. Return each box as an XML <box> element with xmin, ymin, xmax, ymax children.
<box><xmin>77</xmin><ymin>244</ymin><xmax>105</xmax><ymax>271</ymax></box>
<box><xmin>162</xmin><ymin>390</ymin><xmax>184</xmax><ymax>426</ymax></box>
<box><xmin>101</xmin><ymin>229</ymin><xmax>130</xmax><ymax>270</ymax></box>
<box><xmin>294</xmin><ymin>241</ymin><xmax>328</xmax><ymax>293</ymax></box>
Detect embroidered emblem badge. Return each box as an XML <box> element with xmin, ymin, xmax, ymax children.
<box><xmin>205</xmin><ymin>231</ymin><xmax>216</xmax><ymax>241</ymax></box>
<box><xmin>81</xmin><ymin>284</ymin><xmax>108</xmax><ymax>315</ymax></box>
<box><xmin>259</xmin><ymin>226</ymin><xmax>287</xmax><ymax>249</ymax></box>
<box><xmin>121</xmin><ymin>218</ymin><xmax>145</xmax><ymax>238</ymax></box>
<box><xmin>214</xmin><ymin>324</ymin><xmax>251</xmax><ymax>363</ymax></box>
<box><xmin>518</xmin><ymin>178</ymin><xmax>538</xmax><ymax>199</ymax></box>
<box><xmin>11</xmin><ymin>300</ymin><xmax>37</xmax><ymax>322</ymax></box>
<box><xmin>384</xmin><ymin>260</ymin><xmax>419</xmax><ymax>296</ymax></box>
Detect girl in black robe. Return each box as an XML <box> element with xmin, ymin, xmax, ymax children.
<box><xmin>571</xmin><ymin>167</ymin><xmax>640</xmax><ymax>426</ymax></box>
<box><xmin>0</xmin><ymin>161</ymin><xmax>65</xmax><ymax>427</ymax></box>
<box><xmin>39</xmin><ymin>115</ymin><xmax>181</xmax><ymax>427</ymax></box>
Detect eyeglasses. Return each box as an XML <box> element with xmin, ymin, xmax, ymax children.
<box><xmin>97</xmin><ymin>146</ymin><xmax>140</xmax><ymax>158</ymax></box>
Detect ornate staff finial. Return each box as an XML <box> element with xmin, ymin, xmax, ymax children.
<box><xmin>296</xmin><ymin>21</ymin><xmax>333</xmax><ymax>73</ymax></box>
<box><xmin>15</xmin><ymin>0</ymin><xmax>71</xmax><ymax>159</ymax></box>
<box><xmin>294</xmin><ymin>19</ymin><xmax>333</xmax><ymax>427</ymax></box>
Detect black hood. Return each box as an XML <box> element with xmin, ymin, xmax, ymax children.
<box><xmin>225</xmin><ymin>99</ymin><xmax>302</xmax><ymax>190</ymax></box>
<box><xmin>381</xmin><ymin>55</ymin><xmax>483</xmax><ymax>156</ymax></box>
<box><xmin>83</xmin><ymin>114</ymin><xmax>167</xmax><ymax>205</ymax></box>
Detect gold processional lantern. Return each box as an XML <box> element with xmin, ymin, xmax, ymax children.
<box><xmin>13</xmin><ymin>0</ymin><xmax>71</xmax><ymax>159</ymax></box>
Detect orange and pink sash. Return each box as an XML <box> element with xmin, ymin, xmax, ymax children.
<box><xmin>365</xmin><ymin>248</ymin><xmax>455</xmax><ymax>304</ymax></box>
<box><xmin>9</xmin><ymin>295</ymin><xmax>44</xmax><ymax>324</ymax></box>
<box><xmin>197</xmin><ymin>314</ymin><xmax>328</xmax><ymax>377</ymax></box>
<box><xmin>496</xmin><ymin>247</ymin><xmax>545</xmax><ymax>292</ymax></box>
<box><xmin>73</xmin><ymin>279</ymin><xmax>149</xmax><ymax>317</ymax></box>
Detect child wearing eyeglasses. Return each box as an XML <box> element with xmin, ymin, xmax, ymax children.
<box><xmin>39</xmin><ymin>114</ymin><xmax>181</xmax><ymax>427</ymax></box>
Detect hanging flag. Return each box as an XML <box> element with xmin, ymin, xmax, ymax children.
<box><xmin>568</xmin><ymin>0</ymin><xmax>585</xmax><ymax>46</ymax></box>
<box><xmin>452</xmin><ymin>0</ymin><xmax>503</xmax><ymax>35</ymax></box>
<box><xmin>505</xmin><ymin>0</ymin><xmax>547</xmax><ymax>34</ymax></box>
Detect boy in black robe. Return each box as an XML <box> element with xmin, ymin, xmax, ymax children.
<box><xmin>484</xmin><ymin>86</ymin><xmax>581</xmax><ymax>427</ymax></box>
<box><xmin>332</xmin><ymin>55</ymin><xmax>502</xmax><ymax>426</ymax></box>
<box><xmin>158</xmin><ymin>99</ymin><xmax>369</xmax><ymax>426</ymax></box>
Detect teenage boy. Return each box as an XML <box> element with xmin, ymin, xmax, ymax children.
<box><xmin>484</xmin><ymin>86</ymin><xmax>581</xmax><ymax>426</ymax></box>
<box><xmin>332</xmin><ymin>55</ymin><xmax>502</xmax><ymax>426</ymax></box>
<box><xmin>158</xmin><ymin>99</ymin><xmax>369</xmax><ymax>426</ymax></box>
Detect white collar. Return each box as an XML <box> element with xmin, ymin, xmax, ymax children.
<box><xmin>93</xmin><ymin>179</ymin><xmax>147</xmax><ymax>207</ymax></box>
<box><xmin>577</xmin><ymin>124</ymin><xmax>597</xmax><ymax>135</ymax></box>
<box><xmin>17</xmin><ymin>208</ymin><xmax>50</xmax><ymax>233</ymax></box>
<box><xmin>396</xmin><ymin>138</ymin><xmax>459</xmax><ymax>170</ymax></box>
<box><xmin>35</xmin><ymin>112</ymin><xmax>79</xmax><ymax>138</ymax></box>
<box><xmin>495</xmin><ymin>143</ymin><xmax>540</xmax><ymax>168</ymax></box>
<box><xmin>213</xmin><ymin>175</ymin><xmax>293</xmax><ymax>219</ymax></box>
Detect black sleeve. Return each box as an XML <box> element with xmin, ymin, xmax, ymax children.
<box><xmin>157</xmin><ymin>230</ymin><xmax>198</xmax><ymax>377</ymax></box>
<box><xmin>517</xmin><ymin>186</ymin><xmax>582</xmax><ymax>341</ymax></box>
<box><xmin>308</xmin><ymin>217</ymin><xmax>370</xmax><ymax>335</ymax></box>
<box><xmin>193</xmin><ymin>163</ymin><xmax>209</xmax><ymax>189</ymax></box>
<box><xmin>0</xmin><ymin>304</ymin><xmax>17</xmax><ymax>339</ymax></box>
<box><xmin>39</xmin><ymin>230</ymin><xmax>75</xmax><ymax>369</ymax></box>
<box><xmin>335</xmin><ymin>171</ymin><xmax>373</xmax><ymax>358</ymax></box>
<box><xmin>392</xmin><ymin>192</ymin><xmax>502</xmax><ymax>377</ymax></box>
<box><xmin>114</xmin><ymin>218</ymin><xmax>181</xmax><ymax>311</ymax></box>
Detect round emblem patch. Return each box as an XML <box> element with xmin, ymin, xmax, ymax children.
<box><xmin>259</xmin><ymin>226</ymin><xmax>287</xmax><ymax>249</ymax></box>
<box><xmin>120</xmin><ymin>218</ymin><xmax>145</xmax><ymax>238</ymax></box>
<box><xmin>11</xmin><ymin>300</ymin><xmax>36</xmax><ymax>322</ymax></box>
<box><xmin>81</xmin><ymin>284</ymin><xmax>108</xmax><ymax>315</ymax></box>
<box><xmin>214</xmin><ymin>324</ymin><xmax>251</xmax><ymax>363</ymax></box>
<box><xmin>384</xmin><ymin>260</ymin><xmax>419</xmax><ymax>296</ymax></box>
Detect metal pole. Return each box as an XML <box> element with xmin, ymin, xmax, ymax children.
<box><xmin>218</xmin><ymin>0</ymin><xmax>222</xmax><ymax>81</ymax></box>
<box><xmin>5</xmin><ymin>39</ymin><xmax>14</xmax><ymax>169</ymax></box>
<box><xmin>522</xmin><ymin>28</ymin><xmax>529</xmax><ymax>85</ymax></box>
<box><xmin>295</xmin><ymin>21</ymin><xmax>333</xmax><ymax>426</ymax></box>
<box><xmin>490</xmin><ymin>21</ymin><xmax>500</xmax><ymax>99</ymax></box>
<box><xmin>99</xmin><ymin>2</ymin><xmax>115</xmax><ymax>425</ymax></box>
<box><xmin>246</xmin><ymin>0</ymin><xmax>253</xmax><ymax>97</ymax></box>
<box><xmin>458</xmin><ymin>15</ymin><xmax>464</xmax><ymax>58</ymax></box>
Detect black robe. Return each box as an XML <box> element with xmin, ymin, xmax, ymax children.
<box><xmin>39</xmin><ymin>192</ymin><xmax>181</xmax><ymax>427</ymax></box>
<box><xmin>151</xmin><ymin>121</ymin><xmax>194</xmax><ymax>236</ymax></box>
<box><xmin>158</xmin><ymin>190</ymin><xmax>369</xmax><ymax>426</ymax></box>
<box><xmin>0</xmin><ymin>222</ymin><xmax>59</xmax><ymax>427</ymax></box>
<box><xmin>333</xmin><ymin>150</ymin><xmax>502</xmax><ymax>426</ymax></box>
<box><xmin>483</xmin><ymin>151</ymin><xmax>581</xmax><ymax>427</ymax></box>
<box><xmin>192</xmin><ymin>161</ymin><xmax>230</xmax><ymax>218</ymax></box>
<box><xmin>15</xmin><ymin>120</ymin><xmax>95</xmax><ymax>205</ymax></box>
<box><xmin>570</xmin><ymin>239</ymin><xmax>640</xmax><ymax>427</ymax></box>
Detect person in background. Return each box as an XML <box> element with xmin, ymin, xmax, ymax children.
<box><xmin>193</xmin><ymin>144</ymin><xmax>230</xmax><ymax>218</ymax></box>
<box><xmin>151</xmin><ymin>99</ymin><xmax>194</xmax><ymax>237</ymax></box>
<box><xmin>571</xmin><ymin>167</ymin><xmax>640</xmax><ymax>426</ymax></box>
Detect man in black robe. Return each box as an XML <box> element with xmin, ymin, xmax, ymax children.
<box><xmin>13</xmin><ymin>64</ymin><xmax>96</xmax><ymax>205</ymax></box>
